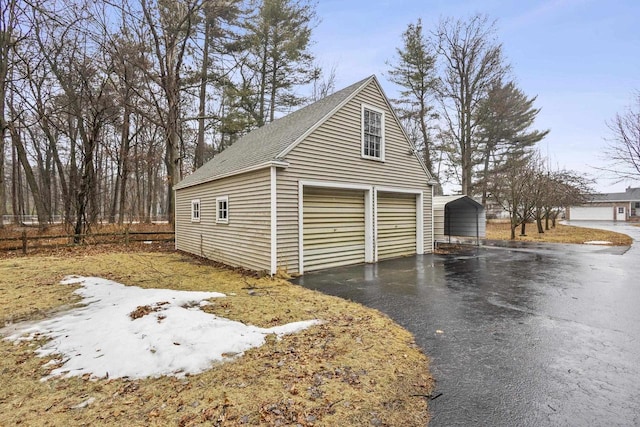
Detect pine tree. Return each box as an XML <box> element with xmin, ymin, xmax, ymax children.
<box><xmin>242</xmin><ymin>0</ymin><xmax>317</xmax><ymax>126</ymax></box>
<box><xmin>387</xmin><ymin>19</ymin><xmax>439</xmax><ymax>178</ymax></box>
<box><xmin>474</xmin><ymin>80</ymin><xmax>549</xmax><ymax>203</ymax></box>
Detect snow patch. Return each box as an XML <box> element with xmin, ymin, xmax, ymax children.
<box><xmin>584</xmin><ymin>240</ymin><xmax>613</xmax><ymax>245</ymax></box>
<box><xmin>5</xmin><ymin>276</ymin><xmax>321</xmax><ymax>380</ymax></box>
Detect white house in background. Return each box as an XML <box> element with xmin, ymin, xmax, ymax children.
<box><xmin>567</xmin><ymin>187</ymin><xmax>640</xmax><ymax>222</ymax></box>
<box><xmin>173</xmin><ymin>76</ymin><xmax>436</xmax><ymax>275</ymax></box>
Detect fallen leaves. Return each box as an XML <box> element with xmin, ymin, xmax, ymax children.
<box><xmin>0</xmin><ymin>251</ymin><xmax>433</xmax><ymax>426</ymax></box>
<box><xmin>129</xmin><ymin>301</ymin><xmax>170</xmax><ymax>320</ymax></box>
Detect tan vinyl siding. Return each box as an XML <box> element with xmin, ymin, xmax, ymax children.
<box><xmin>175</xmin><ymin>168</ymin><xmax>271</xmax><ymax>272</ymax></box>
<box><xmin>377</xmin><ymin>192</ymin><xmax>417</xmax><ymax>259</ymax></box>
<box><xmin>277</xmin><ymin>81</ymin><xmax>433</xmax><ymax>274</ymax></box>
<box><xmin>303</xmin><ymin>188</ymin><xmax>366</xmax><ymax>271</ymax></box>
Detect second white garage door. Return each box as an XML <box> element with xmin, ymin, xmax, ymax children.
<box><xmin>377</xmin><ymin>192</ymin><xmax>417</xmax><ymax>260</ymax></box>
<box><xmin>303</xmin><ymin>188</ymin><xmax>366</xmax><ymax>271</ymax></box>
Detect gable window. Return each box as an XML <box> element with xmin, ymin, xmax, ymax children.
<box><xmin>216</xmin><ymin>196</ymin><xmax>229</xmax><ymax>223</ymax></box>
<box><xmin>191</xmin><ymin>199</ymin><xmax>201</xmax><ymax>222</ymax></box>
<box><xmin>361</xmin><ymin>105</ymin><xmax>385</xmax><ymax>161</ymax></box>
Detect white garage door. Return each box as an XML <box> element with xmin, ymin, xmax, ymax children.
<box><xmin>303</xmin><ymin>188</ymin><xmax>366</xmax><ymax>271</ymax></box>
<box><xmin>377</xmin><ymin>192</ymin><xmax>417</xmax><ymax>260</ymax></box>
<box><xmin>570</xmin><ymin>206</ymin><xmax>614</xmax><ymax>221</ymax></box>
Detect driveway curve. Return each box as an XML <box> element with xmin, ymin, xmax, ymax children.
<box><xmin>295</xmin><ymin>222</ymin><xmax>640</xmax><ymax>426</ymax></box>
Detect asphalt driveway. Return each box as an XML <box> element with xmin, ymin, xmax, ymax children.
<box><xmin>295</xmin><ymin>222</ymin><xmax>640</xmax><ymax>426</ymax></box>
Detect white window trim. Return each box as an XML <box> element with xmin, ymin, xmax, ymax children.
<box><xmin>191</xmin><ymin>199</ymin><xmax>201</xmax><ymax>222</ymax></box>
<box><xmin>216</xmin><ymin>196</ymin><xmax>229</xmax><ymax>224</ymax></box>
<box><xmin>361</xmin><ymin>103</ymin><xmax>385</xmax><ymax>162</ymax></box>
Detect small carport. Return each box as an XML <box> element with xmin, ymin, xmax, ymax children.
<box><xmin>433</xmin><ymin>195</ymin><xmax>486</xmax><ymax>245</ymax></box>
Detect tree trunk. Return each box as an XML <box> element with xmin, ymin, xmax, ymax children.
<box><xmin>164</xmin><ymin>71</ymin><xmax>182</xmax><ymax>226</ymax></box>
<box><xmin>194</xmin><ymin>19</ymin><xmax>210</xmax><ymax>169</ymax></box>
<box><xmin>544</xmin><ymin>212</ymin><xmax>550</xmax><ymax>231</ymax></box>
<box><xmin>0</xmin><ymin>133</ymin><xmax>4</xmax><ymax>227</ymax></box>
<box><xmin>535</xmin><ymin>207</ymin><xmax>544</xmax><ymax>234</ymax></box>
<box><xmin>418</xmin><ymin>99</ymin><xmax>434</xmax><ymax>176</ymax></box>
<box><xmin>9</xmin><ymin>123</ymin><xmax>48</xmax><ymax>228</ymax></box>
<box><xmin>117</xmin><ymin>105</ymin><xmax>132</xmax><ymax>225</ymax></box>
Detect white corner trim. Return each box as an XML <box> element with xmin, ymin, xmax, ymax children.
<box><xmin>174</xmin><ymin>189</ymin><xmax>178</xmax><ymax>250</ymax></box>
<box><xmin>298</xmin><ymin>181</ymin><xmax>305</xmax><ymax>275</ymax></box>
<box><xmin>431</xmin><ymin>185</ymin><xmax>435</xmax><ymax>252</ymax></box>
<box><xmin>270</xmin><ymin>166</ymin><xmax>277</xmax><ymax>276</ymax></box>
<box><xmin>365</xmin><ymin>190</ymin><xmax>374</xmax><ymax>263</ymax></box>
<box><xmin>417</xmin><ymin>191</ymin><xmax>425</xmax><ymax>255</ymax></box>
<box><xmin>372</xmin><ymin>189</ymin><xmax>378</xmax><ymax>262</ymax></box>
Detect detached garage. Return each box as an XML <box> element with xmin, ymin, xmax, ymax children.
<box><xmin>174</xmin><ymin>76</ymin><xmax>435</xmax><ymax>275</ymax></box>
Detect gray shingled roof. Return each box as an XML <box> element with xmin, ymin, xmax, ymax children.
<box><xmin>589</xmin><ymin>187</ymin><xmax>640</xmax><ymax>202</ymax></box>
<box><xmin>174</xmin><ymin>76</ymin><xmax>374</xmax><ymax>190</ymax></box>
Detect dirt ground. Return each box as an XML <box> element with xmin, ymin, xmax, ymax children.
<box><xmin>0</xmin><ymin>246</ymin><xmax>434</xmax><ymax>426</ymax></box>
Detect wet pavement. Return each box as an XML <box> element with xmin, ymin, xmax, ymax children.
<box><xmin>295</xmin><ymin>222</ymin><xmax>640</xmax><ymax>426</ymax></box>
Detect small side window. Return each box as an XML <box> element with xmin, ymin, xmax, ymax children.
<box><xmin>191</xmin><ymin>199</ymin><xmax>201</xmax><ymax>222</ymax></box>
<box><xmin>216</xmin><ymin>196</ymin><xmax>229</xmax><ymax>224</ymax></box>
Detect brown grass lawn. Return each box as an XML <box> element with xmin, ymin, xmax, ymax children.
<box><xmin>0</xmin><ymin>247</ymin><xmax>433</xmax><ymax>426</ymax></box>
<box><xmin>486</xmin><ymin>221</ymin><xmax>632</xmax><ymax>246</ymax></box>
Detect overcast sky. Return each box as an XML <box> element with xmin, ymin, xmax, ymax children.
<box><xmin>311</xmin><ymin>0</ymin><xmax>640</xmax><ymax>193</ymax></box>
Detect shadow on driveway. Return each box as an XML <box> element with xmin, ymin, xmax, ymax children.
<box><xmin>295</xmin><ymin>223</ymin><xmax>640</xmax><ymax>426</ymax></box>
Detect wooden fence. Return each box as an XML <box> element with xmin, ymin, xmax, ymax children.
<box><xmin>0</xmin><ymin>230</ymin><xmax>175</xmax><ymax>254</ymax></box>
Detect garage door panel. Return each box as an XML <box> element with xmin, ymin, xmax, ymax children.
<box><xmin>570</xmin><ymin>206</ymin><xmax>613</xmax><ymax>221</ymax></box>
<box><xmin>303</xmin><ymin>188</ymin><xmax>366</xmax><ymax>272</ymax></box>
<box><xmin>377</xmin><ymin>192</ymin><xmax>417</xmax><ymax>260</ymax></box>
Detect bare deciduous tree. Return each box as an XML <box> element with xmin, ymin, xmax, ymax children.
<box><xmin>140</xmin><ymin>0</ymin><xmax>204</xmax><ymax>225</ymax></box>
<box><xmin>434</xmin><ymin>14</ymin><xmax>509</xmax><ymax>195</ymax></box>
<box><xmin>603</xmin><ymin>93</ymin><xmax>640</xmax><ymax>181</ymax></box>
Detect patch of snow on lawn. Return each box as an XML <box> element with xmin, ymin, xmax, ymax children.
<box><xmin>584</xmin><ymin>240</ymin><xmax>613</xmax><ymax>245</ymax></box>
<box><xmin>5</xmin><ymin>276</ymin><xmax>321</xmax><ymax>380</ymax></box>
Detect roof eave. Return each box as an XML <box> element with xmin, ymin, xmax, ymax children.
<box><xmin>174</xmin><ymin>160</ymin><xmax>289</xmax><ymax>191</ymax></box>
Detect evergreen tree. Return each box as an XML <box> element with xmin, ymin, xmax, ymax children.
<box><xmin>387</xmin><ymin>19</ymin><xmax>439</xmax><ymax>178</ymax></box>
<box><xmin>242</xmin><ymin>0</ymin><xmax>317</xmax><ymax>126</ymax></box>
<box><xmin>474</xmin><ymin>80</ymin><xmax>549</xmax><ymax>203</ymax></box>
